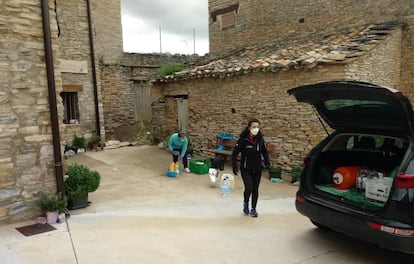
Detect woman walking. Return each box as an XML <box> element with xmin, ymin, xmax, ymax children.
<box><xmin>232</xmin><ymin>118</ymin><xmax>271</xmax><ymax>217</ymax></box>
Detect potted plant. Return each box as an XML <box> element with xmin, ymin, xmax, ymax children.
<box><xmin>290</xmin><ymin>166</ymin><xmax>303</xmax><ymax>184</ymax></box>
<box><xmin>87</xmin><ymin>135</ymin><xmax>102</xmax><ymax>151</ymax></box>
<box><xmin>268</xmin><ymin>165</ymin><xmax>282</xmax><ymax>179</ymax></box>
<box><xmin>65</xmin><ymin>163</ymin><xmax>101</xmax><ymax>210</ymax></box>
<box><xmin>37</xmin><ymin>194</ymin><xmax>67</xmax><ymax>224</ymax></box>
<box><xmin>72</xmin><ymin>134</ymin><xmax>86</xmax><ymax>153</ymax></box>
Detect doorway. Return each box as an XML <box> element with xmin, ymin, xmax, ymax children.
<box><xmin>176</xmin><ymin>97</ymin><xmax>188</xmax><ymax>133</ymax></box>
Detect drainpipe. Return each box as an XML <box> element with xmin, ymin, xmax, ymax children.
<box><xmin>86</xmin><ymin>0</ymin><xmax>101</xmax><ymax>137</ymax></box>
<box><xmin>41</xmin><ymin>0</ymin><xmax>64</xmax><ymax>198</ymax></box>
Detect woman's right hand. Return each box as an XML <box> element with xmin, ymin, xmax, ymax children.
<box><xmin>233</xmin><ymin>168</ymin><xmax>238</xmax><ymax>176</ymax></box>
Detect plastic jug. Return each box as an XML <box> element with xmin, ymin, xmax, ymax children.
<box><xmin>219</xmin><ymin>173</ymin><xmax>234</xmax><ymax>196</ymax></box>
<box><xmin>356</xmin><ymin>168</ymin><xmax>369</xmax><ymax>192</ymax></box>
<box><xmin>220</xmin><ymin>177</ymin><xmax>230</xmax><ymax>196</ymax></box>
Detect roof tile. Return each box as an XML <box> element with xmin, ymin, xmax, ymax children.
<box><xmin>156</xmin><ymin>22</ymin><xmax>400</xmax><ymax>83</ymax></box>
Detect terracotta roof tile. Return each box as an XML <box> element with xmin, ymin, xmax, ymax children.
<box><xmin>156</xmin><ymin>21</ymin><xmax>400</xmax><ymax>83</ymax></box>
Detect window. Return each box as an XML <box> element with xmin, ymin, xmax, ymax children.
<box><xmin>324</xmin><ymin>99</ymin><xmax>387</xmax><ymax>111</ymax></box>
<box><xmin>210</xmin><ymin>4</ymin><xmax>239</xmax><ymax>30</ymax></box>
<box><xmin>61</xmin><ymin>92</ymin><xmax>79</xmax><ymax>124</ymax></box>
<box><xmin>220</xmin><ymin>12</ymin><xmax>236</xmax><ymax>29</ymax></box>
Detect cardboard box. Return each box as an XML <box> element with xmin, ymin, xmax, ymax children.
<box><xmin>365</xmin><ymin>177</ymin><xmax>393</xmax><ymax>202</ymax></box>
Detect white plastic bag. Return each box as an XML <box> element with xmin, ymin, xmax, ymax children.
<box><xmin>209</xmin><ymin>168</ymin><xmax>220</xmax><ymax>186</ymax></box>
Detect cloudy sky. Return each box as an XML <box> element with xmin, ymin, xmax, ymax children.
<box><xmin>121</xmin><ymin>0</ymin><xmax>209</xmax><ymax>55</ymax></box>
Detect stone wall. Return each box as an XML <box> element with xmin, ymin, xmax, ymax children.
<box><xmin>153</xmin><ymin>36</ymin><xmax>403</xmax><ymax>169</ymax></box>
<box><xmin>0</xmin><ymin>0</ymin><xmax>119</xmax><ymax>224</ymax></box>
<box><xmin>100</xmin><ymin>53</ymin><xmax>199</xmax><ymax>141</ymax></box>
<box><xmin>92</xmin><ymin>0</ymin><xmax>123</xmax><ymax>65</ymax></box>
<box><xmin>208</xmin><ymin>0</ymin><xmax>412</xmax><ymax>57</ymax></box>
<box><xmin>57</xmin><ymin>0</ymin><xmax>103</xmax><ymax>143</ymax></box>
<box><xmin>0</xmin><ymin>1</ymin><xmax>62</xmax><ymax>223</ymax></box>
<box><xmin>100</xmin><ymin>64</ymin><xmax>135</xmax><ymax>140</ymax></box>
<box><xmin>400</xmin><ymin>17</ymin><xmax>414</xmax><ymax>102</ymax></box>
<box><xmin>153</xmin><ymin>66</ymin><xmax>345</xmax><ymax>170</ymax></box>
<box><xmin>345</xmin><ymin>28</ymin><xmax>402</xmax><ymax>88</ymax></box>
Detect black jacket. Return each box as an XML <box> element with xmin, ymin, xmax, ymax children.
<box><xmin>232</xmin><ymin>129</ymin><xmax>270</xmax><ymax>173</ymax></box>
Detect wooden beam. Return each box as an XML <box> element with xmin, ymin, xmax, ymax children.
<box><xmin>62</xmin><ymin>84</ymin><xmax>83</xmax><ymax>92</ymax></box>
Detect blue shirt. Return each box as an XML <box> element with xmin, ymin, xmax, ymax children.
<box><xmin>168</xmin><ymin>133</ymin><xmax>188</xmax><ymax>157</ymax></box>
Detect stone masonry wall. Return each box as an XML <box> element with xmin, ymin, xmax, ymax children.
<box><xmin>100</xmin><ymin>64</ymin><xmax>135</xmax><ymax>140</ymax></box>
<box><xmin>92</xmin><ymin>0</ymin><xmax>123</xmax><ymax>65</ymax></box>
<box><xmin>154</xmin><ymin>34</ymin><xmax>403</xmax><ymax>170</ymax></box>
<box><xmin>154</xmin><ymin>65</ymin><xmax>346</xmax><ymax>170</ymax></box>
<box><xmin>208</xmin><ymin>0</ymin><xmax>411</xmax><ymax>57</ymax></box>
<box><xmin>345</xmin><ymin>28</ymin><xmax>402</xmax><ymax>89</ymax></box>
<box><xmin>100</xmin><ymin>53</ymin><xmax>199</xmax><ymax>141</ymax></box>
<box><xmin>400</xmin><ymin>17</ymin><xmax>414</xmax><ymax>102</ymax></box>
<box><xmin>0</xmin><ymin>1</ymin><xmax>62</xmax><ymax>223</ymax></box>
<box><xmin>57</xmin><ymin>0</ymin><xmax>102</xmax><ymax>143</ymax></box>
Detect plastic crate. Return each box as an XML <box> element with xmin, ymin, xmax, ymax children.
<box><xmin>189</xmin><ymin>159</ymin><xmax>211</xmax><ymax>175</ymax></box>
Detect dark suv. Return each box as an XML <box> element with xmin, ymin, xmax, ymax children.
<box><xmin>288</xmin><ymin>80</ymin><xmax>414</xmax><ymax>254</ymax></box>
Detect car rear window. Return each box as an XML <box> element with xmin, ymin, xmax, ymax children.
<box><xmin>346</xmin><ymin>135</ymin><xmax>380</xmax><ymax>151</ymax></box>
<box><xmin>325</xmin><ymin>99</ymin><xmax>387</xmax><ymax>110</ymax></box>
<box><xmin>323</xmin><ymin>134</ymin><xmax>406</xmax><ymax>153</ymax></box>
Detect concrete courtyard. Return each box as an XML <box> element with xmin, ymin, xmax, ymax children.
<box><xmin>0</xmin><ymin>145</ymin><xmax>411</xmax><ymax>263</ymax></box>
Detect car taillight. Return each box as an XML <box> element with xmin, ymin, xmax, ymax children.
<box><xmin>368</xmin><ymin>222</ymin><xmax>414</xmax><ymax>236</ymax></box>
<box><xmin>303</xmin><ymin>156</ymin><xmax>309</xmax><ymax>167</ymax></box>
<box><xmin>296</xmin><ymin>194</ymin><xmax>305</xmax><ymax>203</ymax></box>
<box><xmin>395</xmin><ymin>173</ymin><xmax>414</xmax><ymax>188</ymax></box>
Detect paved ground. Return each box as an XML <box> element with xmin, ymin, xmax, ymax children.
<box><xmin>0</xmin><ymin>145</ymin><xmax>412</xmax><ymax>263</ymax></box>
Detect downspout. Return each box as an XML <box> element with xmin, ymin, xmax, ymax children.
<box><xmin>41</xmin><ymin>0</ymin><xmax>64</xmax><ymax>197</ymax></box>
<box><xmin>86</xmin><ymin>0</ymin><xmax>101</xmax><ymax>137</ymax></box>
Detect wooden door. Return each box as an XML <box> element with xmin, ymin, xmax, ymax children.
<box><xmin>176</xmin><ymin>98</ymin><xmax>188</xmax><ymax>133</ymax></box>
<box><xmin>134</xmin><ymin>82</ymin><xmax>151</xmax><ymax>121</ymax></box>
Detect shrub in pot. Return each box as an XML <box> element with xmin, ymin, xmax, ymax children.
<box><xmin>290</xmin><ymin>166</ymin><xmax>303</xmax><ymax>183</ymax></box>
<box><xmin>268</xmin><ymin>165</ymin><xmax>282</xmax><ymax>179</ymax></box>
<box><xmin>65</xmin><ymin>163</ymin><xmax>101</xmax><ymax>209</ymax></box>
<box><xmin>87</xmin><ymin>135</ymin><xmax>102</xmax><ymax>151</ymax></box>
<box><xmin>37</xmin><ymin>194</ymin><xmax>67</xmax><ymax>224</ymax></box>
<box><xmin>72</xmin><ymin>134</ymin><xmax>86</xmax><ymax>153</ymax></box>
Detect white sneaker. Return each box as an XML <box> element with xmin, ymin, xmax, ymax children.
<box><xmin>184</xmin><ymin>167</ymin><xmax>191</xmax><ymax>173</ymax></box>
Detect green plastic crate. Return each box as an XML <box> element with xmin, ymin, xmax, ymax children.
<box><xmin>189</xmin><ymin>159</ymin><xmax>211</xmax><ymax>175</ymax></box>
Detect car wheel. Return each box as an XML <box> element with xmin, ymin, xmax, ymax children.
<box><xmin>310</xmin><ymin>219</ymin><xmax>330</xmax><ymax>230</ymax></box>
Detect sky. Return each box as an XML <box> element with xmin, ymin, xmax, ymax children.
<box><xmin>121</xmin><ymin>0</ymin><xmax>210</xmax><ymax>55</ymax></box>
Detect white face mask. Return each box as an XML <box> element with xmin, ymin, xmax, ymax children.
<box><xmin>250</xmin><ymin>127</ymin><xmax>259</xmax><ymax>136</ymax></box>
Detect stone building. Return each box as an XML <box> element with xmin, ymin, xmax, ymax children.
<box><xmin>0</xmin><ymin>0</ymin><xmax>124</xmax><ymax>224</ymax></box>
<box><xmin>0</xmin><ymin>0</ymin><xmax>196</xmax><ymax>223</ymax></box>
<box><xmin>152</xmin><ymin>0</ymin><xmax>414</xmax><ymax>170</ymax></box>
<box><xmin>99</xmin><ymin>53</ymin><xmax>201</xmax><ymax>142</ymax></box>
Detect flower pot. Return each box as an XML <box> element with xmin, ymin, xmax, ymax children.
<box><xmin>269</xmin><ymin>170</ymin><xmax>282</xmax><ymax>179</ymax></box>
<box><xmin>68</xmin><ymin>194</ymin><xmax>89</xmax><ymax>210</ymax></box>
<box><xmin>268</xmin><ymin>167</ymin><xmax>282</xmax><ymax>179</ymax></box>
<box><xmin>46</xmin><ymin>211</ymin><xmax>59</xmax><ymax>224</ymax></box>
